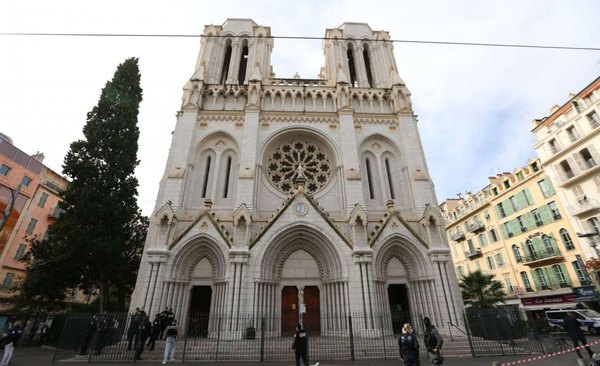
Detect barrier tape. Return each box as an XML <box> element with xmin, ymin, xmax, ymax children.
<box><xmin>500</xmin><ymin>339</ymin><xmax>600</xmax><ymax>366</ymax></box>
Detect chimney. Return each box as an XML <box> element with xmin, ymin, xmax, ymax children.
<box><xmin>31</xmin><ymin>151</ymin><xmax>45</xmax><ymax>163</ymax></box>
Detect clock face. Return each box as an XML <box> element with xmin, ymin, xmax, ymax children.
<box><xmin>294</xmin><ymin>202</ymin><xmax>308</xmax><ymax>216</ymax></box>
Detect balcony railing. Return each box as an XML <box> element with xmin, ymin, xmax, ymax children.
<box><xmin>465</xmin><ymin>248</ymin><xmax>482</xmax><ymax>259</ymax></box>
<box><xmin>467</xmin><ymin>220</ymin><xmax>485</xmax><ymax>233</ymax></box>
<box><xmin>450</xmin><ymin>230</ymin><xmax>466</xmax><ymax>241</ymax></box>
<box><xmin>567</xmin><ymin>197</ymin><xmax>600</xmax><ymax>217</ymax></box>
<box><xmin>522</xmin><ymin>247</ymin><xmax>563</xmax><ymax>266</ymax></box>
<box><xmin>534</xmin><ymin>281</ymin><xmax>572</xmax><ymax>292</ymax></box>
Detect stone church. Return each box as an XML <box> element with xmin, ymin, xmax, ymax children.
<box><xmin>131</xmin><ymin>19</ymin><xmax>463</xmax><ymax>338</ymax></box>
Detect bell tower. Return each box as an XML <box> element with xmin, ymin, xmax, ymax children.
<box><xmin>191</xmin><ymin>18</ymin><xmax>273</xmax><ymax>85</ymax></box>
<box><xmin>322</xmin><ymin>22</ymin><xmax>405</xmax><ymax>88</ymax></box>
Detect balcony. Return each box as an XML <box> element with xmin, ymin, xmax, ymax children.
<box><xmin>467</xmin><ymin>220</ymin><xmax>485</xmax><ymax>233</ymax></box>
<box><xmin>534</xmin><ymin>281</ymin><xmax>572</xmax><ymax>292</ymax></box>
<box><xmin>48</xmin><ymin>206</ymin><xmax>63</xmax><ymax>220</ymax></box>
<box><xmin>567</xmin><ymin>197</ymin><xmax>600</xmax><ymax>217</ymax></box>
<box><xmin>464</xmin><ymin>248</ymin><xmax>482</xmax><ymax>259</ymax></box>
<box><xmin>450</xmin><ymin>230</ymin><xmax>466</xmax><ymax>241</ymax></box>
<box><xmin>522</xmin><ymin>247</ymin><xmax>563</xmax><ymax>267</ymax></box>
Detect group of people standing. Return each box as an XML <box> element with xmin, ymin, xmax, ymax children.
<box><xmin>126</xmin><ymin>306</ymin><xmax>178</xmax><ymax>364</ymax></box>
<box><xmin>79</xmin><ymin>311</ymin><xmax>119</xmax><ymax>356</ymax></box>
<box><xmin>398</xmin><ymin>317</ymin><xmax>444</xmax><ymax>366</ymax></box>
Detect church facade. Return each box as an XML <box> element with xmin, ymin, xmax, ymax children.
<box><xmin>131</xmin><ymin>19</ymin><xmax>463</xmax><ymax>338</ymax></box>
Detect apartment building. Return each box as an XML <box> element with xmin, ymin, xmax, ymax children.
<box><xmin>532</xmin><ymin>76</ymin><xmax>600</xmax><ymax>263</ymax></box>
<box><xmin>441</xmin><ymin>159</ymin><xmax>596</xmax><ymax>314</ymax></box>
<box><xmin>0</xmin><ymin>134</ymin><xmax>68</xmax><ymax>309</ymax></box>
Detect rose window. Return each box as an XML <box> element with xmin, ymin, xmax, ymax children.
<box><xmin>266</xmin><ymin>141</ymin><xmax>333</xmax><ymax>194</ymax></box>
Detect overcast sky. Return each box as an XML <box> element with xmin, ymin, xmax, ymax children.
<box><xmin>1</xmin><ymin>1</ymin><xmax>599</xmax><ymax>215</ymax></box>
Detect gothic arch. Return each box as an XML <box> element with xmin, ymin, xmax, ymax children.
<box><xmin>169</xmin><ymin>234</ymin><xmax>228</xmax><ymax>281</ymax></box>
<box><xmin>374</xmin><ymin>234</ymin><xmax>430</xmax><ymax>279</ymax></box>
<box><xmin>257</xmin><ymin>223</ymin><xmax>345</xmax><ymax>282</ymax></box>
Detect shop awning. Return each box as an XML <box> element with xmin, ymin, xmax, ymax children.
<box><xmin>521</xmin><ymin>302</ymin><xmax>577</xmax><ymax>311</ymax></box>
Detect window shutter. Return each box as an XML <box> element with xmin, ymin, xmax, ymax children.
<box><xmin>554</xmin><ymin>164</ymin><xmax>567</xmax><ymax>183</ymax></box>
<box><xmin>567</xmin><ymin>156</ymin><xmax>581</xmax><ymax>175</ymax></box>
<box><xmin>588</xmin><ymin>145</ymin><xmax>600</xmax><ymax>165</ymax></box>
<box><xmin>572</xmin><ymin>152</ymin><xmax>587</xmax><ymax>172</ymax></box>
<box><xmin>504</xmin><ymin>201</ymin><xmax>514</xmax><ymax>216</ymax></box>
<box><xmin>546</xmin><ymin>267</ymin><xmax>559</xmax><ymax>288</ymax></box>
<box><xmin>531</xmin><ymin>271</ymin><xmax>541</xmax><ymax>290</ymax></box>
<box><xmin>523</xmin><ymin>189</ymin><xmax>534</xmax><ymax>205</ymax></box>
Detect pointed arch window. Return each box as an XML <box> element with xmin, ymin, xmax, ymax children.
<box><xmin>365</xmin><ymin>157</ymin><xmax>375</xmax><ymax>199</ymax></box>
<box><xmin>201</xmin><ymin>155</ymin><xmax>212</xmax><ymax>198</ymax></box>
<box><xmin>347</xmin><ymin>43</ymin><xmax>358</xmax><ymax>87</ymax></box>
<box><xmin>238</xmin><ymin>40</ymin><xmax>249</xmax><ymax>85</ymax></box>
<box><xmin>363</xmin><ymin>43</ymin><xmax>374</xmax><ymax>87</ymax></box>
<box><xmin>222</xmin><ymin>156</ymin><xmax>233</xmax><ymax>198</ymax></box>
<box><xmin>384</xmin><ymin>158</ymin><xmax>395</xmax><ymax>199</ymax></box>
<box><xmin>220</xmin><ymin>39</ymin><xmax>232</xmax><ymax>84</ymax></box>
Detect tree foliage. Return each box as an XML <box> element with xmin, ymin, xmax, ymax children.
<box><xmin>459</xmin><ymin>270</ymin><xmax>505</xmax><ymax>309</ymax></box>
<box><xmin>20</xmin><ymin>58</ymin><xmax>146</xmax><ymax>311</ymax></box>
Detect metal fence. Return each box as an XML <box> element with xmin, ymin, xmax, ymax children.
<box><xmin>53</xmin><ymin>311</ymin><xmax>430</xmax><ymax>363</ymax></box>
<box><xmin>52</xmin><ymin>308</ymin><xmax>549</xmax><ymax>362</ymax></box>
<box><xmin>464</xmin><ymin>307</ymin><xmax>545</xmax><ymax>357</ymax></box>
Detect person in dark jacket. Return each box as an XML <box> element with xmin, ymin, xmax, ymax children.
<box><xmin>423</xmin><ymin>317</ymin><xmax>444</xmax><ymax>365</ymax></box>
<box><xmin>127</xmin><ymin>307</ymin><xmax>140</xmax><ymax>351</ymax></box>
<box><xmin>292</xmin><ymin>323</ymin><xmax>308</xmax><ymax>366</ymax></box>
<box><xmin>1</xmin><ymin>321</ymin><xmax>22</xmax><ymax>366</ymax></box>
<box><xmin>398</xmin><ymin>323</ymin><xmax>420</xmax><ymax>366</ymax></box>
<box><xmin>135</xmin><ymin>312</ymin><xmax>152</xmax><ymax>360</ymax></box>
<box><xmin>563</xmin><ymin>311</ymin><xmax>594</xmax><ymax>358</ymax></box>
<box><xmin>147</xmin><ymin>313</ymin><xmax>161</xmax><ymax>351</ymax></box>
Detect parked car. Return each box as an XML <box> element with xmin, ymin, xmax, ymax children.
<box><xmin>545</xmin><ymin>309</ymin><xmax>600</xmax><ymax>334</ymax></box>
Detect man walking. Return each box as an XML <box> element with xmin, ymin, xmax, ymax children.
<box><xmin>423</xmin><ymin>317</ymin><xmax>444</xmax><ymax>364</ymax></box>
<box><xmin>292</xmin><ymin>323</ymin><xmax>308</xmax><ymax>366</ymax></box>
<box><xmin>1</xmin><ymin>321</ymin><xmax>22</xmax><ymax>366</ymax></box>
<box><xmin>162</xmin><ymin>319</ymin><xmax>178</xmax><ymax>364</ymax></box>
<box><xmin>564</xmin><ymin>311</ymin><xmax>594</xmax><ymax>358</ymax></box>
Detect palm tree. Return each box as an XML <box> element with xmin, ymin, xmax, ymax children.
<box><xmin>459</xmin><ymin>270</ymin><xmax>505</xmax><ymax>309</ymax></box>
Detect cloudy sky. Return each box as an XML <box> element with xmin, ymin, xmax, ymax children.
<box><xmin>1</xmin><ymin>1</ymin><xmax>599</xmax><ymax>215</ymax></box>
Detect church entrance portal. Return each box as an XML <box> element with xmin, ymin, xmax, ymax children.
<box><xmin>189</xmin><ymin>285</ymin><xmax>212</xmax><ymax>337</ymax></box>
<box><xmin>281</xmin><ymin>285</ymin><xmax>321</xmax><ymax>336</ymax></box>
<box><xmin>388</xmin><ymin>284</ymin><xmax>410</xmax><ymax>334</ymax></box>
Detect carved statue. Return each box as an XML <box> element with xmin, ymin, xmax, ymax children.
<box><xmin>296</xmin><ymin>164</ymin><xmax>306</xmax><ymax>179</ymax></box>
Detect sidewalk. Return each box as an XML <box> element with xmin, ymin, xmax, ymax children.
<box><xmin>7</xmin><ymin>347</ymin><xmax>592</xmax><ymax>366</ymax></box>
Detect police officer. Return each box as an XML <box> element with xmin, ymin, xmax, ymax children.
<box><xmin>292</xmin><ymin>323</ymin><xmax>308</xmax><ymax>366</ymax></box>
<box><xmin>147</xmin><ymin>313</ymin><xmax>161</xmax><ymax>351</ymax></box>
<box><xmin>134</xmin><ymin>311</ymin><xmax>151</xmax><ymax>361</ymax></box>
<box><xmin>398</xmin><ymin>323</ymin><xmax>420</xmax><ymax>366</ymax></box>
<box><xmin>127</xmin><ymin>307</ymin><xmax>140</xmax><ymax>351</ymax></box>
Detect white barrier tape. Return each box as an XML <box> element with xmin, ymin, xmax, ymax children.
<box><xmin>500</xmin><ymin>339</ymin><xmax>600</xmax><ymax>366</ymax></box>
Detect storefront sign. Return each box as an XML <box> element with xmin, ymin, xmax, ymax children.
<box><xmin>573</xmin><ymin>286</ymin><xmax>599</xmax><ymax>302</ymax></box>
<box><xmin>521</xmin><ymin>293</ymin><xmax>576</xmax><ymax>306</ymax></box>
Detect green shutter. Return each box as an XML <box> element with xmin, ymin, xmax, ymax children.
<box><xmin>545</xmin><ymin>180</ymin><xmax>555</xmax><ymax>196</ymax></box>
<box><xmin>495</xmin><ymin>204</ymin><xmax>503</xmax><ymax>218</ymax></box>
<box><xmin>546</xmin><ymin>267</ymin><xmax>559</xmax><ymax>288</ymax></box>
<box><xmin>538</xmin><ymin>205</ymin><xmax>553</xmax><ymax>225</ymax></box>
<box><xmin>531</xmin><ymin>270</ymin><xmax>541</xmax><ymax>290</ymax></box>
<box><xmin>559</xmin><ymin>263</ymin><xmax>571</xmax><ymax>285</ymax></box>
<box><xmin>504</xmin><ymin>200</ymin><xmax>514</xmax><ymax>216</ymax></box>
<box><xmin>524</xmin><ymin>189</ymin><xmax>534</xmax><ymax>206</ymax></box>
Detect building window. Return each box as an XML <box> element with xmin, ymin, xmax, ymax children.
<box><xmin>220</xmin><ymin>39</ymin><xmax>232</xmax><ymax>84</ymax></box>
<box><xmin>517</xmin><ymin>215</ymin><xmax>528</xmax><ymax>233</ymax></box>
<box><xmin>520</xmin><ymin>271</ymin><xmax>533</xmax><ymax>292</ymax></box>
<box><xmin>538</xmin><ymin>179</ymin><xmax>555</xmax><ymax>198</ymax></box>
<box><xmin>552</xmin><ymin>264</ymin><xmax>570</xmax><ymax>287</ymax></box>
<box><xmin>347</xmin><ymin>43</ymin><xmax>358</xmax><ymax>87</ymax></box>
<box><xmin>25</xmin><ymin>218</ymin><xmax>38</xmax><ymax>234</ymax></box>
<box><xmin>21</xmin><ymin>176</ymin><xmax>32</xmax><ymax>187</ymax></box>
<box><xmin>548</xmin><ymin>139</ymin><xmax>560</xmax><ymax>154</ymax></box>
<box><xmin>237</xmin><ymin>40</ymin><xmax>249</xmax><ymax>85</ymax></box>
<box><xmin>559</xmin><ymin>160</ymin><xmax>575</xmax><ymax>180</ymax></box>
<box><xmin>542</xmin><ymin>234</ymin><xmax>555</xmax><ymax>254</ymax></box>
<box><xmin>1</xmin><ymin>273</ymin><xmax>14</xmax><ymax>290</ymax></box>
<box><xmin>548</xmin><ymin>201</ymin><xmax>561</xmax><ymax>220</ymax></box>
<box><xmin>534</xmin><ymin>268</ymin><xmax>550</xmax><ymax>290</ymax></box>
<box><xmin>14</xmin><ymin>244</ymin><xmax>26</xmax><ymax>261</ymax></box>
<box><xmin>573</xmin><ymin>256</ymin><xmax>591</xmax><ymax>285</ymax></box>
<box><xmin>532</xmin><ymin>209</ymin><xmax>543</xmax><ymax>227</ymax></box>
<box><xmin>478</xmin><ymin>233</ymin><xmax>488</xmax><ymax>247</ymax></box>
<box><xmin>516</xmin><ymin>171</ymin><xmax>524</xmax><ymax>181</ymax></box>
<box><xmin>560</xmin><ymin>228</ymin><xmax>575</xmax><ymax>250</ymax></box>
<box><xmin>365</xmin><ymin>158</ymin><xmax>375</xmax><ymax>199</ymax></box>
<box><xmin>456</xmin><ymin>266</ymin><xmax>464</xmax><ymax>277</ymax></box>
<box><xmin>476</xmin><ymin>261</ymin><xmax>481</xmax><ymax>272</ymax></box>
<box><xmin>384</xmin><ymin>158</ymin><xmax>395</xmax><ymax>200</ymax></box>
<box><xmin>201</xmin><ymin>155</ymin><xmax>212</xmax><ymax>198</ymax></box>
<box><xmin>495</xmin><ymin>203</ymin><xmax>506</xmax><ymax>218</ymax></box>
<box><xmin>512</xmin><ymin>244</ymin><xmax>522</xmax><ymax>263</ymax></box>
<box><xmin>580</xmin><ymin>148</ymin><xmax>597</xmax><ymax>169</ymax></box>
<box><xmin>588</xmin><ymin>110</ymin><xmax>600</xmax><ymax>128</ymax></box>
<box><xmin>587</xmin><ymin>217</ymin><xmax>600</xmax><ymax>236</ymax></box>
<box><xmin>566</xmin><ymin>125</ymin><xmax>580</xmax><ymax>142</ymax></box>
<box><xmin>495</xmin><ymin>253</ymin><xmax>504</xmax><ymax>267</ymax></box>
<box><xmin>488</xmin><ymin>228</ymin><xmax>498</xmax><ymax>242</ymax></box>
<box><xmin>38</xmin><ymin>192</ymin><xmax>49</xmax><ymax>208</ymax></box>
<box><xmin>363</xmin><ymin>43</ymin><xmax>374</xmax><ymax>87</ymax></box>
<box><xmin>0</xmin><ymin>164</ymin><xmax>10</xmax><ymax>176</ymax></box>
<box><xmin>486</xmin><ymin>256</ymin><xmax>496</xmax><ymax>270</ymax></box>
<box><xmin>504</xmin><ymin>276</ymin><xmax>513</xmax><ymax>293</ymax></box>
<box><xmin>504</xmin><ymin>180</ymin><xmax>510</xmax><ymax>189</ymax></box>
<box><xmin>531</xmin><ymin>161</ymin><xmax>539</xmax><ymax>172</ymax></box>
<box><xmin>222</xmin><ymin>156</ymin><xmax>232</xmax><ymax>199</ymax></box>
